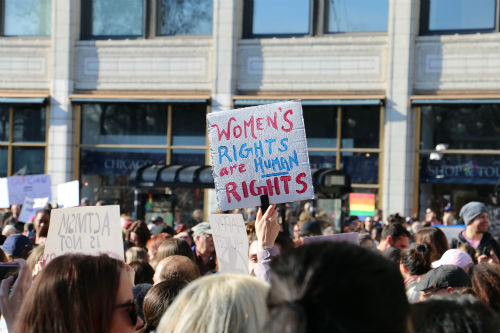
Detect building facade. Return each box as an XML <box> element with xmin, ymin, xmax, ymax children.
<box><xmin>0</xmin><ymin>0</ymin><xmax>499</xmax><ymax>221</ymax></box>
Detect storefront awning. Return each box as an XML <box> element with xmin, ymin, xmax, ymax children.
<box><xmin>0</xmin><ymin>97</ymin><xmax>47</xmax><ymax>104</ymax></box>
<box><xmin>69</xmin><ymin>92</ymin><xmax>211</xmax><ymax>104</ymax></box>
<box><xmin>130</xmin><ymin>164</ymin><xmax>215</xmax><ymax>189</ymax></box>
<box><xmin>234</xmin><ymin>99</ymin><xmax>384</xmax><ymax>106</ymax></box>
<box><xmin>412</xmin><ymin>99</ymin><xmax>500</xmax><ymax>105</ymax></box>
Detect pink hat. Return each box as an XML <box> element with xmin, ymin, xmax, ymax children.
<box><xmin>432</xmin><ymin>249</ymin><xmax>473</xmax><ymax>269</ymax></box>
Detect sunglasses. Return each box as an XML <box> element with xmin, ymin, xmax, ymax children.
<box><xmin>115</xmin><ymin>301</ymin><xmax>138</xmax><ymax>326</ymax></box>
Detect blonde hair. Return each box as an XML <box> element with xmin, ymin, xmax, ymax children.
<box><xmin>157</xmin><ymin>274</ymin><xmax>269</xmax><ymax>333</ymax></box>
<box><xmin>125</xmin><ymin>246</ymin><xmax>148</xmax><ymax>264</ymax></box>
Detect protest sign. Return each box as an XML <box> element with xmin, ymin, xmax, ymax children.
<box><xmin>18</xmin><ymin>197</ymin><xmax>49</xmax><ymax>223</ymax></box>
<box><xmin>43</xmin><ymin>205</ymin><xmax>124</xmax><ymax>263</ymax></box>
<box><xmin>349</xmin><ymin>193</ymin><xmax>375</xmax><ymax>220</ymax></box>
<box><xmin>7</xmin><ymin>174</ymin><xmax>51</xmax><ymax>205</ymax></box>
<box><xmin>207</xmin><ymin>101</ymin><xmax>314</xmax><ymax>211</ymax></box>
<box><xmin>437</xmin><ymin>225</ymin><xmax>466</xmax><ymax>246</ymax></box>
<box><xmin>0</xmin><ymin>178</ymin><xmax>8</xmax><ymax>208</ymax></box>
<box><xmin>302</xmin><ymin>232</ymin><xmax>360</xmax><ymax>245</ymax></box>
<box><xmin>57</xmin><ymin>180</ymin><xmax>80</xmax><ymax>208</ymax></box>
<box><xmin>209</xmin><ymin>214</ymin><xmax>249</xmax><ymax>275</ymax></box>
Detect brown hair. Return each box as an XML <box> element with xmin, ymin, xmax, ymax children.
<box><xmin>155</xmin><ymin>238</ymin><xmax>194</xmax><ymax>262</ymax></box>
<box><xmin>414</xmin><ymin>227</ymin><xmax>449</xmax><ymax>262</ymax></box>
<box><xmin>400</xmin><ymin>243</ymin><xmax>432</xmax><ymax>276</ymax></box>
<box><xmin>16</xmin><ymin>254</ymin><xmax>123</xmax><ymax>332</ymax></box>
<box><xmin>157</xmin><ymin>255</ymin><xmax>200</xmax><ymax>283</ymax></box>
<box><xmin>466</xmin><ymin>263</ymin><xmax>500</xmax><ymax>312</ymax></box>
<box><xmin>141</xmin><ymin>279</ymin><xmax>188</xmax><ymax>333</ymax></box>
<box><xmin>127</xmin><ymin>220</ymin><xmax>151</xmax><ymax>248</ymax></box>
<box><xmin>26</xmin><ymin>243</ymin><xmax>45</xmax><ymax>272</ymax></box>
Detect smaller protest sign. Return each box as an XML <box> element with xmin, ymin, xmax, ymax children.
<box><xmin>437</xmin><ymin>225</ymin><xmax>466</xmax><ymax>246</ymax></box>
<box><xmin>43</xmin><ymin>205</ymin><xmax>124</xmax><ymax>263</ymax></box>
<box><xmin>57</xmin><ymin>180</ymin><xmax>80</xmax><ymax>208</ymax></box>
<box><xmin>7</xmin><ymin>174</ymin><xmax>51</xmax><ymax>205</ymax></box>
<box><xmin>0</xmin><ymin>178</ymin><xmax>8</xmax><ymax>208</ymax></box>
<box><xmin>302</xmin><ymin>232</ymin><xmax>360</xmax><ymax>245</ymax></box>
<box><xmin>349</xmin><ymin>193</ymin><xmax>375</xmax><ymax>220</ymax></box>
<box><xmin>209</xmin><ymin>214</ymin><xmax>249</xmax><ymax>275</ymax></box>
<box><xmin>18</xmin><ymin>197</ymin><xmax>49</xmax><ymax>223</ymax></box>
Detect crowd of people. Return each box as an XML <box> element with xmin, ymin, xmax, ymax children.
<box><xmin>0</xmin><ymin>198</ymin><xmax>498</xmax><ymax>332</ymax></box>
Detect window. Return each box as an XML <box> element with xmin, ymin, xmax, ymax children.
<box><xmin>81</xmin><ymin>0</ymin><xmax>213</xmax><ymax>39</ymax></box>
<box><xmin>420</xmin><ymin>0</ymin><xmax>499</xmax><ymax>35</ymax></box>
<box><xmin>76</xmin><ymin>102</ymin><xmax>209</xmax><ymax>215</ymax></box>
<box><xmin>243</xmin><ymin>0</ymin><xmax>388</xmax><ymax>38</ymax></box>
<box><xmin>1</xmin><ymin>0</ymin><xmax>51</xmax><ymax>36</ymax></box>
<box><xmin>0</xmin><ymin>104</ymin><xmax>47</xmax><ymax>176</ymax></box>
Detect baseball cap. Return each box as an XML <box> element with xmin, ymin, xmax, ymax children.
<box><xmin>415</xmin><ymin>265</ymin><xmax>472</xmax><ymax>292</ymax></box>
<box><xmin>1</xmin><ymin>234</ymin><xmax>33</xmax><ymax>257</ymax></box>
<box><xmin>459</xmin><ymin>202</ymin><xmax>488</xmax><ymax>225</ymax></box>
<box><xmin>300</xmin><ymin>220</ymin><xmax>322</xmax><ymax>236</ymax></box>
<box><xmin>192</xmin><ymin>222</ymin><xmax>212</xmax><ymax>237</ymax></box>
<box><xmin>151</xmin><ymin>215</ymin><xmax>164</xmax><ymax>223</ymax></box>
<box><xmin>431</xmin><ymin>249</ymin><xmax>473</xmax><ymax>269</ymax></box>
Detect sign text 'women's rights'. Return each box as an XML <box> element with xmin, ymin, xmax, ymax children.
<box><xmin>207</xmin><ymin>101</ymin><xmax>314</xmax><ymax>210</ymax></box>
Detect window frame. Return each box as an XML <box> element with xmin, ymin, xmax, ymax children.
<box><xmin>0</xmin><ymin>0</ymin><xmax>52</xmax><ymax>37</ymax></box>
<box><xmin>155</xmin><ymin>0</ymin><xmax>214</xmax><ymax>37</ymax></box>
<box><xmin>420</xmin><ymin>0</ymin><xmax>500</xmax><ymax>35</ymax></box>
<box><xmin>0</xmin><ymin>103</ymin><xmax>49</xmax><ymax>176</ymax></box>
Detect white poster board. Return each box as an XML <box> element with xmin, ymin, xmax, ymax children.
<box><xmin>43</xmin><ymin>205</ymin><xmax>124</xmax><ymax>263</ymax></box>
<box><xmin>209</xmin><ymin>214</ymin><xmax>249</xmax><ymax>275</ymax></box>
<box><xmin>437</xmin><ymin>225</ymin><xmax>466</xmax><ymax>246</ymax></box>
<box><xmin>0</xmin><ymin>178</ymin><xmax>9</xmax><ymax>208</ymax></box>
<box><xmin>18</xmin><ymin>197</ymin><xmax>49</xmax><ymax>223</ymax></box>
<box><xmin>207</xmin><ymin>101</ymin><xmax>314</xmax><ymax>211</ymax></box>
<box><xmin>7</xmin><ymin>174</ymin><xmax>51</xmax><ymax>205</ymax></box>
<box><xmin>302</xmin><ymin>232</ymin><xmax>360</xmax><ymax>245</ymax></box>
<box><xmin>57</xmin><ymin>180</ymin><xmax>80</xmax><ymax>208</ymax></box>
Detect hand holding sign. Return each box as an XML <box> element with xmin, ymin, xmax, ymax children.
<box><xmin>255</xmin><ymin>204</ymin><xmax>279</xmax><ymax>250</ymax></box>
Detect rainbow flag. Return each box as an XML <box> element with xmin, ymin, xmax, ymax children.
<box><xmin>349</xmin><ymin>193</ymin><xmax>375</xmax><ymax>218</ymax></box>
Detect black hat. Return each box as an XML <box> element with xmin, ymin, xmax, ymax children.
<box><xmin>151</xmin><ymin>215</ymin><xmax>164</xmax><ymax>223</ymax></box>
<box><xmin>300</xmin><ymin>220</ymin><xmax>322</xmax><ymax>236</ymax></box>
<box><xmin>415</xmin><ymin>265</ymin><xmax>472</xmax><ymax>291</ymax></box>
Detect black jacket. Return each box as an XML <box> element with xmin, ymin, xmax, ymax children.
<box><xmin>451</xmin><ymin>231</ymin><xmax>500</xmax><ymax>259</ymax></box>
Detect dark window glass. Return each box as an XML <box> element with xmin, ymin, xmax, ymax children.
<box><xmin>0</xmin><ymin>107</ymin><xmax>9</xmax><ymax>142</ymax></box>
<box><xmin>158</xmin><ymin>0</ymin><xmax>213</xmax><ymax>35</ymax></box>
<box><xmin>251</xmin><ymin>0</ymin><xmax>309</xmax><ymax>35</ymax></box>
<box><xmin>420</xmin><ymin>105</ymin><xmax>500</xmax><ymax>150</ymax></box>
<box><xmin>13</xmin><ymin>106</ymin><xmax>46</xmax><ymax>143</ymax></box>
<box><xmin>0</xmin><ymin>148</ymin><xmax>7</xmax><ymax>177</ymax></box>
<box><xmin>309</xmin><ymin>152</ymin><xmax>336</xmax><ymax>169</ymax></box>
<box><xmin>172</xmin><ymin>104</ymin><xmax>206</xmax><ymax>146</ymax></box>
<box><xmin>342</xmin><ymin>106</ymin><xmax>379</xmax><ymax>148</ymax></box>
<box><xmin>171</xmin><ymin>149</ymin><xmax>206</xmax><ymax>165</ymax></box>
<box><xmin>303</xmin><ymin>106</ymin><xmax>337</xmax><ymax>148</ymax></box>
<box><xmin>427</xmin><ymin>0</ymin><xmax>496</xmax><ymax>31</ymax></box>
<box><xmin>327</xmin><ymin>0</ymin><xmax>388</xmax><ymax>33</ymax></box>
<box><xmin>4</xmin><ymin>0</ymin><xmax>51</xmax><ymax>36</ymax></box>
<box><xmin>81</xmin><ymin>104</ymin><xmax>167</xmax><ymax>145</ymax></box>
<box><xmin>341</xmin><ymin>152</ymin><xmax>378</xmax><ymax>184</ymax></box>
<box><xmin>13</xmin><ymin>147</ymin><xmax>45</xmax><ymax>175</ymax></box>
<box><xmin>91</xmin><ymin>0</ymin><xmax>143</xmax><ymax>36</ymax></box>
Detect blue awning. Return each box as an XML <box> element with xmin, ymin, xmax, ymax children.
<box><xmin>412</xmin><ymin>99</ymin><xmax>500</xmax><ymax>105</ymax></box>
<box><xmin>71</xmin><ymin>98</ymin><xmax>208</xmax><ymax>103</ymax></box>
<box><xmin>0</xmin><ymin>97</ymin><xmax>46</xmax><ymax>104</ymax></box>
<box><xmin>234</xmin><ymin>99</ymin><xmax>383</xmax><ymax>106</ymax></box>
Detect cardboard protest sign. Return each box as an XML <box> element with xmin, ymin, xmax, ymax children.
<box><xmin>302</xmin><ymin>232</ymin><xmax>360</xmax><ymax>245</ymax></box>
<box><xmin>43</xmin><ymin>205</ymin><xmax>124</xmax><ymax>263</ymax></box>
<box><xmin>209</xmin><ymin>214</ymin><xmax>249</xmax><ymax>275</ymax></box>
<box><xmin>349</xmin><ymin>193</ymin><xmax>375</xmax><ymax>220</ymax></box>
<box><xmin>437</xmin><ymin>225</ymin><xmax>466</xmax><ymax>246</ymax></box>
<box><xmin>18</xmin><ymin>197</ymin><xmax>49</xmax><ymax>223</ymax></box>
<box><xmin>207</xmin><ymin>101</ymin><xmax>314</xmax><ymax>211</ymax></box>
<box><xmin>0</xmin><ymin>178</ymin><xmax>8</xmax><ymax>208</ymax></box>
<box><xmin>57</xmin><ymin>180</ymin><xmax>80</xmax><ymax>208</ymax></box>
<box><xmin>7</xmin><ymin>174</ymin><xmax>51</xmax><ymax>205</ymax></box>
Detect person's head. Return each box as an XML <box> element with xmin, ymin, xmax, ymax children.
<box><xmin>127</xmin><ymin>221</ymin><xmax>151</xmax><ymax>248</ymax></box>
<box><xmin>192</xmin><ymin>222</ymin><xmax>214</xmax><ymax>256</ymax></box>
<box><xmin>125</xmin><ymin>246</ymin><xmax>149</xmax><ymax>264</ymax></box>
<box><xmin>1</xmin><ymin>234</ymin><xmax>33</xmax><ymax>260</ymax></box>
<box><xmin>386</xmin><ymin>213</ymin><xmax>405</xmax><ymax>225</ymax></box>
<box><xmin>371</xmin><ymin>226</ymin><xmax>382</xmax><ymax>242</ymax></box>
<box><xmin>129</xmin><ymin>261</ymin><xmax>155</xmax><ymax>285</ymax></box>
<box><xmin>411</xmin><ymin>294</ymin><xmax>500</xmax><ymax>333</ymax></box>
<box><xmin>300</xmin><ymin>219</ymin><xmax>322</xmax><ymax>237</ymax></box>
<box><xmin>16</xmin><ymin>254</ymin><xmax>142</xmax><ymax>332</ymax></box>
<box><xmin>359</xmin><ymin>233</ymin><xmax>374</xmax><ymax>250</ymax></box>
<box><xmin>466</xmin><ymin>263</ymin><xmax>500</xmax><ymax>312</ymax></box>
<box><xmin>150</xmin><ymin>215</ymin><xmax>164</xmax><ymax>226</ymax></box>
<box><xmin>10</xmin><ymin>204</ymin><xmax>21</xmax><ymax>217</ymax></box>
<box><xmin>425</xmin><ymin>207</ymin><xmax>438</xmax><ymax>223</ymax></box>
<box><xmin>153</xmin><ymin>255</ymin><xmax>200</xmax><ymax>285</ymax></box>
<box><xmin>460</xmin><ymin>202</ymin><xmax>489</xmax><ymax>235</ymax></box>
<box><xmin>374</xmin><ymin>208</ymin><xmax>383</xmax><ymax>222</ymax></box>
<box><xmin>80</xmin><ymin>197</ymin><xmax>91</xmax><ymax>206</ymax></box>
<box><xmin>245</xmin><ymin>207</ymin><xmax>257</xmax><ymax>221</ymax></box>
<box><xmin>363</xmin><ymin>216</ymin><xmax>374</xmax><ymax>232</ymax></box>
<box><xmin>142</xmin><ymin>279</ymin><xmax>188</xmax><ymax>333</ymax></box>
<box><xmin>155</xmin><ymin>238</ymin><xmax>194</xmax><ymax>262</ymax></box>
<box><xmin>2</xmin><ymin>225</ymin><xmax>18</xmax><ymax>238</ymax></box>
<box><xmin>157</xmin><ymin>274</ymin><xmax>269</xmax><ymax>333</ymax></box>
<box><xmin>191</xmin><ymin>209</ymin><xmax>203</xmax><ymax>223</ymax></box>
<box><xmin>380</xmin><ymin>223</ymin><xmax>411</xmax><ymax>251</ymax></box>
<box><xmin>414</xmin><ymin>227</ymin><xmax>449</xmax><ymax>262</ymax></box>
<box><xmin>146</xmin><ymin>233</ymin><xmax>171</xmax><ymax>262</ymax></box>
<box><xmin>400</xmin><ymin>243</ymin><xmax>432</xmax><ymax>278</ymax></box>
<box><xmin>432</xmin><ymin>249</ymin><xmax>473</xmax><ymax>270</ymax></box>
<box><xmin>293</xmin><ymin>223</ymin><xmax>301</xmax><ymax>240</ymax></box>
<box><xmin>26</xmin><ymin>243</ymin><xmax>45</xmax><ymax>273</ymax></box>
<box><xmin>248</xmin><ymin>240</ymin><xmax>258</xmax><ymax>276</ymax></box>
<box><xmin>344</xmin><ymin>216</ymin><xmax>360</xmax><ymax>232</ymax></box>
<box><xmin>416</xmin><ymin>265</ymin><xmax>472</xmax><ymax>300</ymax></box>
<box><xmin>383</xmin><ymin>246</ymin><xmax>402</xmax><ymax>264</ymax></box>
<box><xmin>132</xmin><ymin>283</ymin><xmax>152</xmax><ymax>325</ymax></box>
